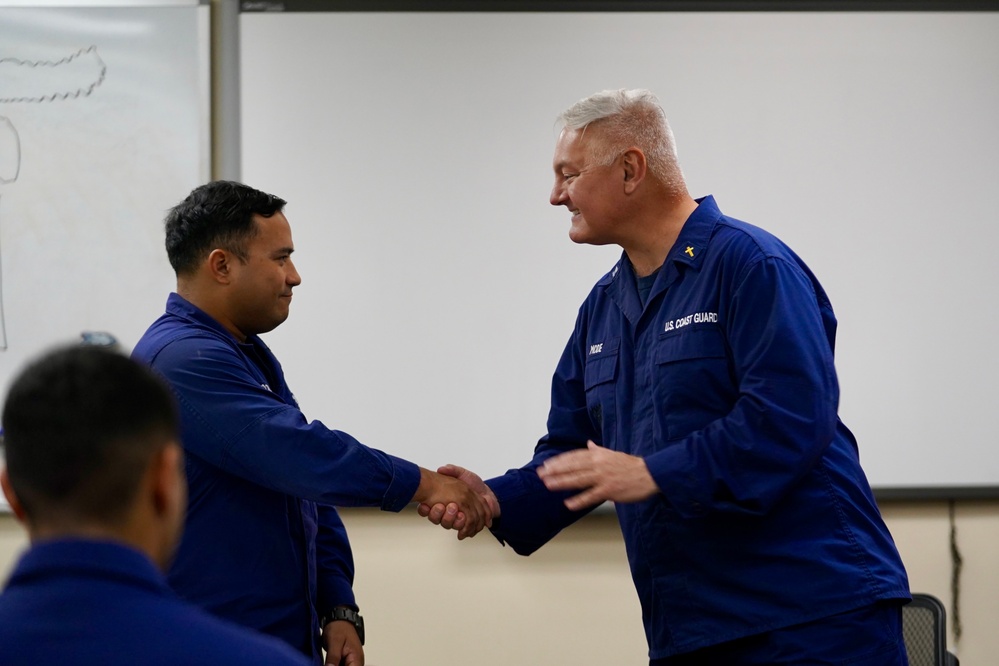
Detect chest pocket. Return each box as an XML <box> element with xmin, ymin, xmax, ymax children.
<box><xmin>584</xmin><ymin>337</ymin><xmax>621</xmax><ymax>389</ymax></box>
<box><xmin>655</xmin><ymin>326</ymin><xmax>726</xmax><ymax>365</ymax></box>
<box><xmin>654</xmin><ymin>326</ymin><xmax>734</xmax><ymax>441</ymax></box>
<box><xmin>583</xmin><ymin>337</ymin><xmax>620</xmax><ymax>437</ymax></box>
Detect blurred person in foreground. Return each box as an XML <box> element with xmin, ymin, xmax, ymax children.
<box><xmin>0</xmin><ymin>344</ymin><xmax>311</xmax><ymax>666</ymax></box>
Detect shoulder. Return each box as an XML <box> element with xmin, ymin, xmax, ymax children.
<box><xmin>710</xmin><ymin>215</ymin><xmax>794</xmax><ymax>262</ymax></box>
<box><xmin>703</xmin><ymin>215</ymin><xmax>816</xmax><ymax>290</ymax></box>
<box><xmin>135</xmin><ymin>316</ymin><xmax>240</xmax><ymax>373</ymax></box>
<box><xmin>135</xmin><ymin>311</ymin><xmax>231</xmax><ymax>366</ymax></box>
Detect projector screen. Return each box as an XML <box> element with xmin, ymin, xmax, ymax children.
<box><xmin>235</xmin><ymin>7</ymin><xmax>999</xmax><ymax>497</ymax></box>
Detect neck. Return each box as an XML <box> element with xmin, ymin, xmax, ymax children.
<box><xmin>28</xmin><ymin>521</ymin><xmax>166</xmax><ymax>566</ymax></box>
<box><xmin>176</xmin><ymin>280</ymin><xmax>247</xmax><ymax>343</ymax></box>
<box><xmin>622</xmin><ymin>194</ymin><xmax>699</xmax><ymax>277</ymax></box>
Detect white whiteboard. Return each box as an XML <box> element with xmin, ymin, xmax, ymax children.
<box><xmin>0</xmin><ymin>1</ymin><xmax>210</xmax><ymax>509</ymax></box>
<box><xmin>237</xmin><ymin>10</ymin><xmax>999</xmax><ymax>495</ymax></box>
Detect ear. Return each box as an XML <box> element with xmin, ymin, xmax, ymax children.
<box><xmin>1</xmin><ymin>467</ymin><xmax>28</xmax><ymax>524</ymax></box>
<box><xmin>620</xmin><ymin>147</ymin><xmax>648</xmax><ymax>195</ymax></box>
<box><xmin>149</xmin><ymin>442</ymin><xmax>185</xmax><ymax>520</ymax></box>
<box><xmin>207</xmin><ymin>248</ymin><xmax>233</xmax><ymax>284</ymax></box>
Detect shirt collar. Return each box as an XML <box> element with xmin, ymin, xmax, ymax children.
<box><xmin>666</xmin><ymin>194</ymin><xmax>721</xmax><ymax>272</ymax></box>
<box><xmin>165</xmin><ymin>292</ymin><xmax>253</xmax><ymax>345</ymax></box>
<box><xmin>9</xmin><ymin>538</ymin><xmax>171</xmax><ymax>595</ymax></box>
<box><xmin>598</xmin><ymin>194</ymin><xmax>723</xmax><ymax>290</ymax></box>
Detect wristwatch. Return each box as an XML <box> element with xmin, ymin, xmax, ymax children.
<box><xmin>321</xmin><ymin>607</ymin><xmax>365</xmax><ymax>645</ymax></box>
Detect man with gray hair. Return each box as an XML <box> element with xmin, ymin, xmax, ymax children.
<box><xmin>422</xmin><ymin>89</ymin><xmax>911</xmax><ymax>665</ymax></box>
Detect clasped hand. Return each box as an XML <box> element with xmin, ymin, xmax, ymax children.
<box><xmin>417</xmin><ymin>465</ymin><xmax>499</xmax><ymax>538</ymax></box>
<box><xmin>413</xmin><ymin>467</ymin><xmax>495</xmax><ymax>539</ymax></box>
<box><xmin>418</xmin><ymin>441</ymin><xmax>659</xmax><ymax>538</ymax></box>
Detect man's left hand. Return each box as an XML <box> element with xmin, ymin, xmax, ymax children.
<box><xmin>537</xmin><ymin>440</ymin><xmax>659</xmax><ymax>511</ymax></box>
<box><xmin>323</xmin><ymin>617</ymin><xmax>364</xmax><ymax>666</ymax></box>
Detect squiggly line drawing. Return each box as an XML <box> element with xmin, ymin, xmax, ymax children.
<box><xmin>0</xmin><ymin>45</ymin><xmax>107</xmax><ymax>103</ymax></box>
<box><xmin>0</xmin><ymin>45</ymin><xmax>107</xmax><ymax>350</ymax></box>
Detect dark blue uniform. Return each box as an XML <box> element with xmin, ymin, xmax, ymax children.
<box><xmin>133</xmin><ymin>294</ymin><xmax>420</xmax><ymax>663</ymax></box>
<box><xmin>488</xmin><ymin>196</ymin><xmax>909</xmax><ymax>660</ymax></box>
<box><xmin>0</xmin><ymin>539</ymin><xmax>311</xmax><ymax>666</ymax></box>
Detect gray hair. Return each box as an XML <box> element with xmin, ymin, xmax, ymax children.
<box><xmin>557</xmin><ymin>89</ymin><xmax>683</xmax><ymax>189</ymax></box>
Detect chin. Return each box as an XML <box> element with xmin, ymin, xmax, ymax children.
<box><xmin>568</xmin><ymin>226</ymin><xmax>590</xmax><ymax>245</ymax></box>
<box><xmin>568</xmin><ymin>229</ymin><xmax>608</xmax><ymax>247</ymax></box>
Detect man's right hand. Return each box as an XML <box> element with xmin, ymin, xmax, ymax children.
<box><xmin>412</xmin><ymin>467</ymin><xmax>493</xmax><ymax>540</ymax></box>
<box><xmin>416</xmin><ymin>465</ymin><xmax>500</xmax><ymax>539</ymax></box>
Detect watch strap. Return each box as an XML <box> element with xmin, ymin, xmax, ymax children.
<box><xmin>321</xmin><ymin>607</ymin><xmax>365</xmax><ymax>645</ymax></box>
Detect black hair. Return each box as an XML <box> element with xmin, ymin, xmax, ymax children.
<box><xmin>1</xmin><ymin>345</ymin><xmax>178</xmax><ymax>525</ymax></box>
<box><xmin>164</xmin><ymin>180</ymin><xmax>287</xmax><ymax>276</ymax></box>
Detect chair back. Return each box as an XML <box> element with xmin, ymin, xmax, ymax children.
<box><xmin>903</xmin><ymin>593</ymin><xmax>959</xmax><ymax>666</ymax></box>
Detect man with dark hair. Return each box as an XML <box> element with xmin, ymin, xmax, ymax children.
<box><xmin>0</xmin><ymin>345</ymin><xmax>311</xmax><ymax>666</ymax></box>
<box><xmin>132</xmin><ymin>180</ymin><xmax>490</xmax><ymax>666</ymax></box>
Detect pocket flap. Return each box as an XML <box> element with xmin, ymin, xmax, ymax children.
<box><xmin>656</xmin><ymin>327</ymin><xmax>726</xmax><ymax>365</ymax></box>
<box><xmin>583</xmin><ymin>336</ymin><xmax>620</xmax><ymax>389</ymax></box>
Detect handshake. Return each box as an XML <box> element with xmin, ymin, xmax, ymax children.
<box><xmin>412</xmin><ymin>465</ymin><xmax>500</xmax><ymax>540</ymax></box>
<box><xmin>411</xmin><ymin>440</ymin><xmax>660</xmax><ymax>540</ymax></box>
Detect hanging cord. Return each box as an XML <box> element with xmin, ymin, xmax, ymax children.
<box><xmin>948</xmin><ymin>499</ymin><xmax>963</xmax><ymax>642</ymax></box>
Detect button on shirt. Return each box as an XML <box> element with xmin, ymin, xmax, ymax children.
<box><xmin>132</xmin><ymin>294</ymin><xmax>421</xmax><ymax>663</ymax></box>
<box><xmin>487</xmin><ymin>196</ymin><xmax>909</xmax><ymax>659</ymax></box>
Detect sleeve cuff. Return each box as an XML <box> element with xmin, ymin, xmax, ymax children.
<box><xmin>318</xmin><ymin>574</ymin><xmax>356</xmax><ymax>615</ymax></box>
<box><xmin>378</xmin><ymin>455</ymin><xmax>422</xmax><ymax>512</ymax></box>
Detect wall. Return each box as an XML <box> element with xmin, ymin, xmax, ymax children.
<box><xmin>0</xmin><ymin>502</ymin><xmax>993</xmax><ymax>664</ymax></box>
<box><xmin>234</xmin><ymin>8</ymin><xmax>999</xmax><ymax>494</ymax></box>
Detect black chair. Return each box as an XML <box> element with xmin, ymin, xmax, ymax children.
<box><xmin>902</xmin><ymin>593</ymin><xmax>959</xmax><ymax>666</ymax></box>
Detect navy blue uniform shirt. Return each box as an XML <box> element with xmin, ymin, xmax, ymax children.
<box><xmin>0</xmin><ymin>539</ymin><xmax>311</xmax><ymax>666</ymax></box>
<box><xmin>487</xmin><ymin>196</ymin><xmax>909</xmax><ymax>659</ymax></box>
<box><xmin>133</xmin><ymin>294</ymin><xmax>421</xmax><ymax>663</ymax></box>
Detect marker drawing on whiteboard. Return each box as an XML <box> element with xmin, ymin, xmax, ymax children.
<box><xmin>0</xmin><ymin>46</ymin><xmax>107</xmax><ymax>351</ymax></box>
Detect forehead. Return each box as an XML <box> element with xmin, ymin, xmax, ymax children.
<box><xmin>248</xmin><ymin>211</ymin><xmax>293</xmax><ymax>249</ymax></box>
<box><xmin>553</xmin><ymin>128</ymin><xmax>588</xmax><ymax>169</ymax></box>
<box><xmin>552</xmin><ymin>126</ymin><xmax>609</xmax><ymax>171</ymax></box>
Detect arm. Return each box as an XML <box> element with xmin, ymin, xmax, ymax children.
<box><xmin>315</xmin><ymin>504</ymin><xmax>363</xmax><ymax>666</ymax></box>
<box><xmin>151</xmin><ymin>337</ymin><xmax>420</xmax><ymax>509</ymax></box>
<box><xmin>149</xmin><ymin>336</ymin><xmax>489</xmax><ymax>536</ymax></box>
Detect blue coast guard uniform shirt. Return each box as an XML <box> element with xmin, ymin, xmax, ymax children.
<box><xmin>487</xmin><ymin>196</ymin><xmax>910</xmax><ymax>660</ymax></box>
<box><xmin>133</xmin><ymin>294</ymin><xmax>421</xmax><ymax>664</ymax></box>
<box><xmin>0</xmin><ymin>539</ymin><xmax>311</xmax><ymax>666</ymax></box>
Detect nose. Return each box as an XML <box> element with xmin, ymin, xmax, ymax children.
<box><xmin>287</xmin><ymin>259</ymin><xmax>302</xmax><ymax>287</ymax></box>
<box><xmin>550</xmin><ymin>181</ymin><xmax>567</xmax><ymax>207</ymax></box>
